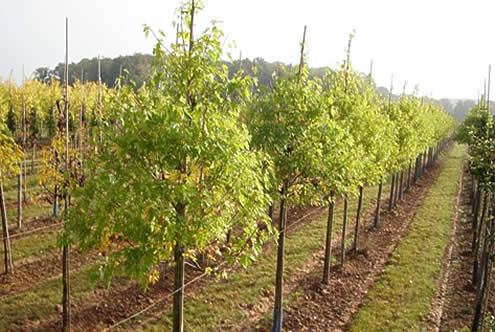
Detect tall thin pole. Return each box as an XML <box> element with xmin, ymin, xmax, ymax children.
<box><xmin>388</xmin><ymin>74</ymin><xmax>393</xmax><ymax>105</ymax></box>
<box><xmin>62</xmin><ymin>17</ymin><xmax>71</xmax><ymax>332</ymax></box>
<box><xmin>97</xmin><ymin>55</ymin><xmax>102</xmax><ymax>117</ymax></box>
<box><xmin>487</xmin><ymin>65</ymin><xmax>491</xmax><ymax>113</ymax></box>
<box><xmin>297</xmin><ymin>25</ymin><xmax>307</xmax><ymax>78</ymax></box>
<box><xmin>79</xmin><ymin>69</ymin><xmax>84</xmax><ymax>150</ymax></box>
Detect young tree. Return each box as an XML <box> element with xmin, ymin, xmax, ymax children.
<box><xmin>0</xmin><ymin>123</ymin><xmax>22</xmax><ymax>274</ymax></box>
<box><xmin>63</xmin><ymin>2</ymin><xmax>273</xmax><ymax>331</ymax></box>
<box><xmin>247</xmin><ymin>26</ymin><xmax>345</xmax><ymax>331</ymax></box>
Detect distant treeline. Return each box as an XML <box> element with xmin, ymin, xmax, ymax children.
<box><xmin>33</xmin><ymin>53</ymin><xmax>480</xmax><ymax>121</ymax></box>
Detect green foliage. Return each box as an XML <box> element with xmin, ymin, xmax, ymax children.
<box><xmin>456</xmin><ymin>103</ymin><xmax>489</xmax><ymax>145</ymax></box>
<box><xmin>64</xmin><ymin>1</ymin><xmax>274</xmax><ymax>288</ymax></box>
<box><xmin>28</xmin><ymin>106</ymin><xmax>40</xmax><ymax>142</ymax></box>
<box><xmin>6</xmin><ymin>106</ymin><xmax>16</xmax><ymax>135</ymax></box>
<box><xmin>247</xmin><ymin>56</ymin><xmax>353</xmax><ymax>205</ymax></box>
<box><xmin>458</xmin><ymin>99</ymin><xmax>495</xmax><ymax>194</ymax></box>
<box><xmin>323</xmin><ymin>65</ymin><xmax>395</xmax><ymax>189</ymax></box>
<box><xmin>0</xmin><ymin>122</ymin><xmax>22</xmax><ymax>180</ymax></box>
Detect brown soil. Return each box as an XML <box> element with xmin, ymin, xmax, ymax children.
<box><xmin>8</xmin><ymin>216</ymin><xmax>60</xmax><ymax>240</ymax></box>
<box><xmin>437</xmin><ymin>167</ymin><xmax>495</xmax><ymax>332</ymax></box>
<box><xmin>0</xmin><ymin>248</ymin><xmax>100</xmax><ymax>300</ymax></box>
<box><xmin>251</xmin><ymin>152</ymin><xmax>449</xmax><ymax>332</ymax></box>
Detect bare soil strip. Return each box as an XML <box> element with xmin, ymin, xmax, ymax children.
<box><xmin>438</xmin><ymin>167</ymin><xmax>495</xmax><ymax>332</ymax></box>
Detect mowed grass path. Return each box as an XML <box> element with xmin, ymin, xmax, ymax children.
<box><xmin>348</xmin><ymin>144</ymin><xmax>466</xmax><ymax>332</ymax></box>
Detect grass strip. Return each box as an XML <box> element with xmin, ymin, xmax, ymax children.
<box><xmin>348</xmin><ymin>144</ymin><xmax>466</xmax><ymax>332</ymax></box>
<box><xmin>0</xmin><ymin>266</ymin><xmax>96</xmax><ymax>330</ymax></box>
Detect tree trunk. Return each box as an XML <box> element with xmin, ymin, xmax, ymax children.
<box><xmin>31</xmin><ymin>144</ymin><xmax>36</xmax><ymax>174</ymax></box>
<box><xmin>422</xmin><ymin>151</ymin><xmax>427</xmax><ymax>174</ymax></box>
<box><xmin>53</xmin><ymin>185</ymin><xmax>59</xmax><ymax>217</ymax></box>
<box><xmin>173</xmin><ymin>242</ymin><xmax>185</xmax><ymax>332</ymax></box>
<box><xmin>480</xmin><ymin>258</ymin><xmax>494</xmax><ymax>332</ymax></box>
<box><xmin>473</xmin><ymin>190</ymin><xmax>486</xmax><ymax>252</ymax></box>
<box><xmin>322</xmin><ymin>200</ymin><xmax>335</xmax><ymax>284</ymax></box>
<box><xmin>471</xmin><ymin>177</ymin><xmax>476</xmax><ymax>206</ymax></box>
<box><xmin>17</xmin><ymin>165</ymin><xmax>22</xmax><ymax>229</ymax></box>
<box><xmin>272</xmin><ymin>181</ymin><xmax>288</xmax><ymax>332</ymax></box>
<box><xmin>472</xmin><ymin>186</ymin><xmax>481</xmax><ymax>231</ymax></box>
<box><xmin>352</xmin><ymin>186</ymin><xmax>364</xmax><ymax>251</ymax></box>
<box><xmin>0</xmin><ymin>179</ymin><xmax>14</xmax><ymax>274</ymax></box>
<box><xmin>62</xmin><ymin>18</ymin><xmax>71</xmax><ymax>330</ymax></box>
<box><xmin>23</xmin><ymin>157</ymin><xmax>28</xmax><ymax>203</ymax></box>
<box><xmin>398</xmin><ymin>171</ymin><xmax>404</xmax><ymax>200</ymax></box>
<box><xmin>473</xmin><ymin>193</ymin><xmax>489</xmax><ymax>287</ymax></box>
<box><xmin>414</xmin><ymin>156</ymin><xmax>420</xmax><ymax>183</ymax></box>
<box><xmin>268</xmin><ymin>204</ymin><xmax>274</xmax><ymax>220</ymax></box>
<box><xmin>472</xmin><ymin>213</ymin><xmax>491</xmax><ymax>332</ymax></box>
<box><xmin>374</xmin><ymin>181</ymin><xmax>383</xmax><ymax>228</ymax></box>
<box><xmin>480</xmin><ymin>208</ymin><xmax>495</xmax><ymax>330</ymax></box>
<box><xmin>472</xmin><ymin>231</ymin><xmax>492</xmax><ymax>332</ymax></box>
<box><xmin>394</xmin><ymin>172</ymin><xmax>400</xmax><ymax>207</ymax></box>
<box><xmin>62</xmin><ymin>244</ymin><xmax>70</xmax><ymax>331</ymax></box>
<box><xmin>406</xmin><ymin>164</ymin><xmax>411</xmax><ymax>192</ymax></box>
<box><xmin>388</xmin><ymin>174</ymin><xmax>395</xmax><ymax>212</ymax></box>
<box><xmin>340</xmin><ymin>198</ymin><xmax>348</xmax><ymax>266</ymax></box>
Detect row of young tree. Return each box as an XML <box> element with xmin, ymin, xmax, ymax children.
<box><xmin>457</xmin><ymin>89</ymin><xmax>495</xmax><ymax>332</ymax></box>
<box><xmin>0</xmin><ymin>1</ymin><xmax>455</xmax><ymax>331</ymax></box>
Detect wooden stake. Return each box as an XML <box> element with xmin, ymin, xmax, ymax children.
<box><xmin>62</xmin><ymin>17</ymin><xmax>71</xmax><ymax>332</ymax></box>
<box><xmin>297</xmin><ymin>25</ymin><xmax>307</xmax><ymax>78</ymax></box>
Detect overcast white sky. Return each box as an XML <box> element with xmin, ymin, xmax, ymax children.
<box><xmin>1</xmin><ymin>0</ymin><xmax>494</xmax><ymax>99</ymax></box>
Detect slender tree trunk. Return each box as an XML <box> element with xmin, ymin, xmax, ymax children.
<box><xmin>374</xmin><ymin>180</ymin><xmax>383</xmax><ymax>228</ymax></box>
<box><xmin>388</xmin><ymin>174</ymin><xmax>395</xmax><ymax>211</ymax></box>
<box><xmin>31</xmin><ymin>144</ymin><xmax>36</xmax><ymax>175</ymax></box>
<box><xmin>272</xmin><ymin>181</ymin><xmax>288</xmax><ymax>332</ymax></box>
<box><xmin>423</xmin><ymin>151</ymin><xmax>427</xmax><ymax>174</ymax></box>
<box><xmin>0</xmin><ymin>179</ymin><xmax>14</xmax><ymax>274</ymax></box>
<box><xmin>414</xmin><ymin>157</ymin><xmax>418</xmax><ymax>184</ymax></box>
<box><xmin>62</xmin><ymin>243</ymin><xmax>70</xmax><ymax>331</ymax></box>
<box><xmin>480</xmin><ymin>208</ymin><xmax>495</xmax><ymax>330</ymax></box>
<box><xmin>61</xmin><ymin>18</ymin><xmax>71</xmax><ymax>331</ymax></box>
<box><xmin>473</xmin><ymin>193</ymin><xmax>489</xmax><ymax>286</ymax></box>
<box><xmin>268</xmin><ymin>204</ymin><xmax>274</xmax><ymax>220</ymax></box>
<box><xmin>473</xmin><ymin>186</ymin><xmax>481</xmax><ymax>231</ymax></box>
<box><xmin>340</xmin><ymin>197</ymin><xmax>348</xmax><ymax>266</ymax></box>
<box><xmin>480</xmin><ymin>258</ymin><xmax>493</xmax><ymax>332</ymax></box>
<box><xmin>473</xmin><ymin>230</ymin><xmax>492</xmax><ymax>332</ymax></box>
<box><xmin>173</xmin><ymin>242</ymin><xmax>185</xmax><ymax>332</ymax></box>
<box><xmin>473</xmin><ymin>213</ymin><xmax>491</xmax><ymax>331</ymax></box>
<box><xmin>17</xmin><ymin>164</ymin><xmax>22</xmax><ymax>229</ymax></box>
<box><xmin>415</xmin><ymin>156</ymin><xmax>420</xmax><ymax>183</ymax></box>
<box><xmin>406</xmin><ymin>164</ymin><xmax>411</xmax><ymax>192</ymax></box>
<box><xmin>398</xmin><ymin>171</ymin><xmax>404</xmax><ymax>200</ymax></box>
<box><xmin>322</xmin><ymin>200</ymin><xmax>335</xmax><ymax>284</ymax></box>
<box><xmin>23</xmin><ymin>157</ymin><xmax>28</xmax><ymax>203</ymax></box>
<box><xmin>53</xmin><ymin>185</ymin><xmax>59</xmax><ymax>217</ymax></box>
<box><xmin>473</xmin><ymin>190</ymin><xmax>486</xmax><ymax>252</ymax></box>
<box><xmin>471</xmin><ymin>177</ymin><xmax>476</xmax><ymax>206</ymax></box>
<box><xmin>394</xmin><ymin>172</ymin><xmax>400</xmax><ymax>207</ymax></box>
<box><xmin>352</xmin><ymin>186</ymin><xmax>364</xmax><ymax>251</ymax></box>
